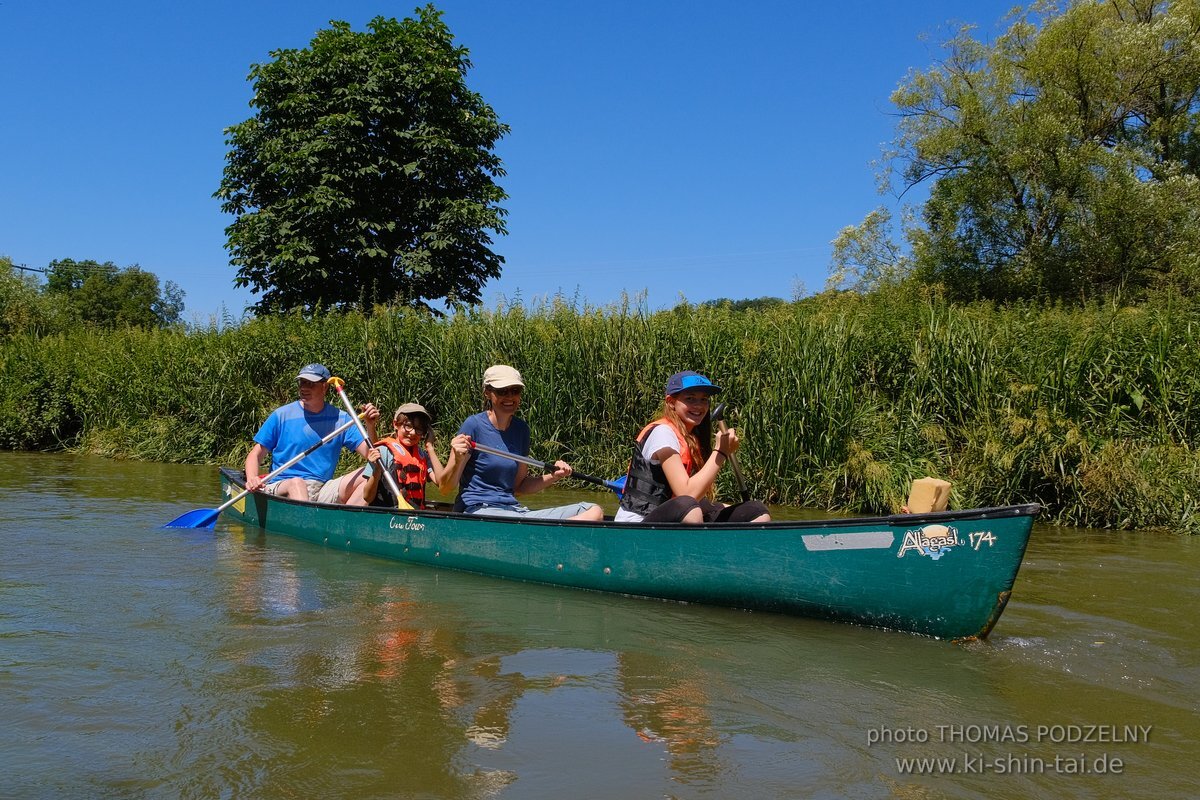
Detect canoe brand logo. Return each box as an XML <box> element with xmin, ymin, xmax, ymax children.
<box><xmin>223</xmin><ymin>483</ymin><xmax>246</xmax><ymax>513</ymax></box>
<box><xmin>389</xmin><ymin>516</ymin><xmax>425</xmax><ymax>531</ymax></box>
<box><xmin>897</xmin><ymin>523</ymin><xmax>960</xmax><ymax>560</ymax></box>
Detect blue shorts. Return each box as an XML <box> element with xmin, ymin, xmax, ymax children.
<box><xmin>463</xmin><ymin>502</ymin><xmax>597</xmax><ymax>520</ymax></box>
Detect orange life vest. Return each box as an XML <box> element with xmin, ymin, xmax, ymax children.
<box><xmin>376</xmin><ymin>437</ymin><xmax>430</xmax><ymax>509</ymax></box>
<box><xmin>633</xmin><ymin>418</ymin><xmax>695</xmax><ymax>474</ymax></box>
<box><xmin>619</xmin><ymin>418</ymin><xmax>697</xmax><ymax>516</ymax></box>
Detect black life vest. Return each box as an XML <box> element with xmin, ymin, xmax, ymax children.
<box><xmin>618</xmin><ymin>420</ymin><xmax>693</xmax><ymax>517</ymax></box>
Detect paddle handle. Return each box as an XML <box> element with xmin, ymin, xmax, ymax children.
<box><xmin>466</xmin><ymin>439</ymin><xmax>621</xmax><ymax>492</ymax></box>
<box><xmin>233</xmin><ymin>418</ymin><xmax>357</xmax><ymax>509</ymax></box>
<box><xmin>714</xmin><ymin>420</ymin><xmax>751</xmax><ymax>502</ymax></box>
<box><xmin>329</xmin><ymin>378</ymin><xmax>412</xmax><ymax>510</ymax></box>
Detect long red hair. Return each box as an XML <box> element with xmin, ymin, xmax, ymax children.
<box><xmin>660</xmin><ymin>398</ymin><xmax>712</xmax><ymax>473</ymax></box>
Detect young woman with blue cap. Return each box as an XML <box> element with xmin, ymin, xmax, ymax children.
<box><xmin>615</xmin><ymin>371</ymin><xmax>770</xmax><ymax>524</ymax></box>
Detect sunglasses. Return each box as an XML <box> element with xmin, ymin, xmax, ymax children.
<box><xmin>488</xmin><ymin>386</ymin><xmax>523</xmax><ymax>397</ymax></box>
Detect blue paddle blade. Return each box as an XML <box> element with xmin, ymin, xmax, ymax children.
<box><xmin>162</xmin><ymin>508</ymin><xmax>220</xmax><ymax>529</ymax></box>
<box><xmin>609</xmin><ymin>475</ymin><xmax>627</xmax><ymax>496</ymax></box>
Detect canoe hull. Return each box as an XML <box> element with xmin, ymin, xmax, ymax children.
<box><xmin>217</xmin><ymin>469</ymin><xmax>1036</xmax><ymax>639</ymax></box>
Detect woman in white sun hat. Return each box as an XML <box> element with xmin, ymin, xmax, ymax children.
<box><xmin>445</xmin><ymin>364</ymin><xmax>604</xmax><ymax>521</ymax></box>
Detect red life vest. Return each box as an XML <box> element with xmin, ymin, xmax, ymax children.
<box><xmin>376</xmin><ymin>437</ymin><xmax>430</xmax><ymax>509</ymax></box>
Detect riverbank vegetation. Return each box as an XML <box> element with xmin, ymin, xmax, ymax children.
<box><xmin>2</xmin><ymin>291</ymin><xmax>1197</xmax><ymax>532</ymax></box>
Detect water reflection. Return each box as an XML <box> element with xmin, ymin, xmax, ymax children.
<box><xmin>210</xmin><ymin>522</ymin><xmax>730</xmax><ymax>793</ymax></box>
<box><xmin>617</xmin><ymin>650</ymin><xmax>722</xmax><ymax>783</ymax></box>
<box><xmin>202</xmin><ymin>520</ymin><xmax>1016</xmax><ymax>797</ymax></box>
<box><xmin>194</xmin><ymin>513</ymin><xmax>1200</xmax><ymax>798</ymax></box>
<box><xmin>3</xmin><ymin>452</ymin><xmax>1197</xmax><ymax>799</ymax></box>
<box><xmin>201</xmin><ymin>528</ymin><xmax>485</xmax><ymax>797</ymax></box>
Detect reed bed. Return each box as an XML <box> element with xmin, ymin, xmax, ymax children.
<box><xmin>2</xmin><ymin>291</ymin><xmax>1198</xmax><ymax>531</ymax></box>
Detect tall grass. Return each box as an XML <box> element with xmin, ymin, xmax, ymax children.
<box><xmin>2</xmin><ymin>291</ymin><xmax>1199</xmax><ymax>531</ymax></box>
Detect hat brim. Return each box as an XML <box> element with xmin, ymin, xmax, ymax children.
<box><xmin>297</xmin><ymin>372</ymin><xmax>330</xmax><ymax>382</ymax></box>
<box><xmin>668</xmin><ymin>385</ymin><xmax>721</xmax><ymax>396</ymax></box>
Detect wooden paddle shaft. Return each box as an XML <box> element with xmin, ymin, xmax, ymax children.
<box><xmin>714</xmin><ymin>419</ymin><xmax>751</xmax><ymax>503</ymax></box>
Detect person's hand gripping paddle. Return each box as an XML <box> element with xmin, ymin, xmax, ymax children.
<box><xmin>710</xmin><ymin>402</ymin><xmax>751</xmax><ymax>503</ymax></box>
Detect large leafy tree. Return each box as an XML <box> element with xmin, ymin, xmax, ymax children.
<box><xmin>844</xmin><ymin>0</ymin><xmax>1200</xmax><ymax>302</ymax></box>
<box><xmin>45</xmin><ymin>259</ymin><xmax>185</xmax><ymax>328</ymax></box>
<box><xmin>216</xmin><ymin>6</ymin><xmax>509</xmax><ymax>314</ymax></box>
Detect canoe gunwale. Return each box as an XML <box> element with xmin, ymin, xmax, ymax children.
<box><xmin>217</xmin><ymin>468</ymin><xmax>1040</xmax><ymax>530</ymax></box>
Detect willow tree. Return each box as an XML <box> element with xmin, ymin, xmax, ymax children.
<box><xmin>216</xmin><ymin>6</ymin><xmax>509</xmax><ymax>314</ymax></box>
<box><xmin>838</xmin><ymin>0</ymin><xmax>1200</xmax><ymax>301</ymax></box>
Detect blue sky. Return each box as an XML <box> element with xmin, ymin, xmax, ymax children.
<box><xmin>1</xmin><ymin>1</ymin><xmax>1021</xmax><ymax>321</ymax></box>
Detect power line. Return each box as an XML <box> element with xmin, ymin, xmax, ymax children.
<box><xmin>11</xmin><ymin>262</ymin><xmax>149</xmax><ymax>276</ymax></box>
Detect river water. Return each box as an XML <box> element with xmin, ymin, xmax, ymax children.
<box><xmin>1</xmin><ymin>451</ymin><xmax>1196</xmax><ymax>799</ymax></box>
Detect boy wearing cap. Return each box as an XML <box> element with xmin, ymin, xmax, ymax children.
<box><xmin>615</xmin><ymin>370</ymin><xmax>770</xmax><ymax>524</ymax></box>
<box><xmin>349</xmin><ymin>403</ymin><xmax>459</xmax><ymax>509</ymax></box>
<box><xmin>244</xmin><ymin>363</ymin><xmax>378</xmax><ymax>502</ymax></box>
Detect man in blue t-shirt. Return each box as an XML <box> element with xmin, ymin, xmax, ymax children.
<box><xmin>244</xmin><ymin>363</ymin><xmax>379</xmax><ymax>502</ymax></box>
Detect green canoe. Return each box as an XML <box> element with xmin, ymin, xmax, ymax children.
<box><xmin>217</xmin><ymin>468</ymin><xmax>1038</xmax><ymax>640</ymax></box>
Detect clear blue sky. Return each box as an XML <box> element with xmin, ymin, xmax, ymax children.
<box><xmin>1</xmin><ymin>1</ymin><xmax>1020</xmax><ymax>321</ymax></box>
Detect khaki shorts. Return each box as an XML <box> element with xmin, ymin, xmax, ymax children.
<box><xmin>264</xmin><ymin>478</ymin><xmax>325</xmax><ymax>503</ymax></box>
<box><xmin>316</xmin><ymin>473</ymin><xmax>357</xmax><ymax>505</ymax></box>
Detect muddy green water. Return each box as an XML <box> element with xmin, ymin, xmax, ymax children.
<box><xmin>1</xmin><ymin>452</ymin><xmax>1196</xmax><ymax>799</ymax></box>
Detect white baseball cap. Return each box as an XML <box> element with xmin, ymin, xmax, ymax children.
<box><xmin>483</xmin><ymin>364</ymin><xmax>524</xmax><ymax>389</ymax></box>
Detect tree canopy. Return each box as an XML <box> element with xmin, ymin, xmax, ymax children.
<box><xmin>0</xmin><ymin>257</ymin><xmax>184</xmax><ymax>339</ymax></box>
<box><xmin>0</xmin><ymin>257</ymin><xmax>59</xmax><ymax>339</ymax></box>
<box><xmin>832</xmin><ymin>0</ymin><xmax>1200</xmax><ymax>302</ymax></box>
<box><xmin>699</xmin><ymin>296</ymin><xmax>788</xmax><ymax>311</ymax></box>
<box><xmin>45</xmin><ymin>259</ymin><xmax>185</xmax><ymax>329</ymax></box>
<box><xmin>215</xmin><ymin>6</ymin><xmax>509</xmax><ymax>315</ymax></box>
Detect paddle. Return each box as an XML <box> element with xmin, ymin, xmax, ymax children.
<box><xmin>465</xmin><ymin>438</ymin><xmax>625</xmax><ymax>495</ymax></box>
<box><xmin>328</xmin><ymin>377</ymin><xmax>413</xmax><ymax>511</ymax></box>
<box><xmin>710</xmin><ymin>402</ymin><xmax>751</xmax><ymax>502</ymax></box>
<box><xmin>163</xmin><ymin>419</ymin><xmax>356</xmax><ymax>529</ymax></box>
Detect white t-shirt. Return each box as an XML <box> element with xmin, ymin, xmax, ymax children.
<box><xmin>614</xmin><ymin>425</ymin><xmax>684</xmax><ymax>522</ymax></box>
